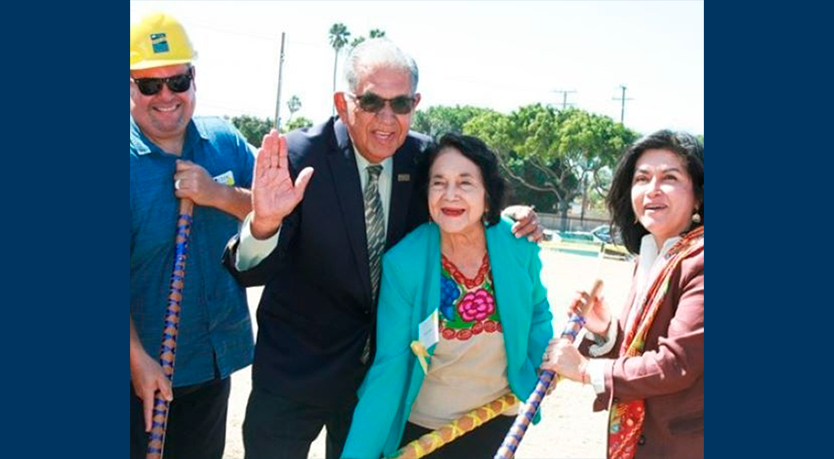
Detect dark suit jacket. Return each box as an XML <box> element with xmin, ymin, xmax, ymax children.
<box><xmin>223</xmin><ymin>117</ymin><xmax>432</xmax><ymax>407</ymax></box>
<box><xmin>583</xmin><ymin>248</ymin><xmax>704</xmax><ymax>459</ymax></box>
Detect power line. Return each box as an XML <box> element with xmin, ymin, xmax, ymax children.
<box><xmin>189</xmin><ymin>22</ymin><xmax>329</xmax><ymax>50</ymax></box>
<box><xmin>189</xmin><ymin>22</ymin><xmax>278</xmax><ymax>41</ymax></box>
<box><xmin>183</xmin><ymin>21</ymin><xmax>643</xmax><ymax>125</ymax></box>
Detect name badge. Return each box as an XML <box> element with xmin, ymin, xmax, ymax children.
<box><xmin>418</xmin><ymin>309</ymin><xmax>440</xmax><ymax>350</ymax></box>
<box><xmin>213</xmin><ymin>170</ymin><xmax>235</xmax><ymax>186</ymax></box>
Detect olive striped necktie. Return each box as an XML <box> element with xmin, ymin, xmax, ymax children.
<box><xmin>364</xmin><ymin>165</ymin><xmax>385</xmax><ymax>301</ymax></box>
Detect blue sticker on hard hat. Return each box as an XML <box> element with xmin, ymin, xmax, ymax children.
<box><xmin>151</xmin><ymin>33</ymin><xmax>170</xmax><ymax>54</ymax></box>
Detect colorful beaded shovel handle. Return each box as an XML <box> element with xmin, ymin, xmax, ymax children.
<box><xmin>493</xmin><ymin>279</ymin><xmax>604</xmax><ymax>459</ymax></box>
<box><xmin>146</xmin><ymin>199</ymin><xmax>194</xmax><ymax>459</ymax></box>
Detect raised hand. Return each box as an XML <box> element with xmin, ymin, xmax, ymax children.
<box><xmin>250</xmin><ymin>129</ymin><xmax>314</xmax><ymax>239</ymax></box>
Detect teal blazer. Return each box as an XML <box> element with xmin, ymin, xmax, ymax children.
<box><xmin>342</xmin><ymin>218</ymin><xmax>554</xmax><ymax>459</ymax></box>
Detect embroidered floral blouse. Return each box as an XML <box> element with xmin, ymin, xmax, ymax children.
<box><xmin>408</xmin><ymin>253</ymin><xmax>516</xmax><ymax>429</ymax></box>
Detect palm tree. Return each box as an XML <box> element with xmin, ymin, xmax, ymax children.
<box><xmin>328</xmin><ymin>23</ymin><xmax>350</xmax><ymax>114</ymax></box>
<box><xmin>286</xmin><ymin>95</ymin><xmax>301</xmax><ymax>124</ymax></box>
<box><xmin>350</xmin><ymin>29</ymin><xmax>386</xmax><ymax>49</ymax></box>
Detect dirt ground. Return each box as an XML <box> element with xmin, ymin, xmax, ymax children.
<box><xmin>224</xmin><ymin>249</ymin><xmax>635</xmax><ymax>458</ymax></box>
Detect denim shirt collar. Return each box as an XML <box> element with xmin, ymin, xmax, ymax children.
<box><xmin>130</xmin><ymin>116</ymin><xmax>207</xmax><ymax>156</ymax></box>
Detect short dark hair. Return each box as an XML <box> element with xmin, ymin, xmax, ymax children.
<box><xmin>607</xmin><ymin>129</ymin><xmax>704</xmax><ymax>254</ymax></box>
<box><xmin>417</xmin><ymin>133</ymin><xmax>506</xmax><ymax>226</ymax></box>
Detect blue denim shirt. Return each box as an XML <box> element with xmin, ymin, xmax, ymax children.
<box><xmin>130</xmin><ymin>116</ymin><xmax>255</xmax><ymax>387</ymax></box>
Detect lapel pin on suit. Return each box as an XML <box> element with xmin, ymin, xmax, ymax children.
<box><xmin>398</xmin><ymin>173</ymin><xmax>411</xmax><ymax>182</ymax></box>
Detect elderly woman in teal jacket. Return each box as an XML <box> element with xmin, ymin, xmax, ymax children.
<box><xmin>342</xmin><ymin>133</ymin><xmax>554</xmax><ymax>459</ymax></box>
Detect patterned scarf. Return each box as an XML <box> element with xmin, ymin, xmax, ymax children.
<box><xmin>607</xmin><ymin>226</ymin><xmax>704</xmax><ymax>459</ymax></box>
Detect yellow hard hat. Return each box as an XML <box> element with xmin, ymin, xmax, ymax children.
<box><xmin>130</xmin><ymin>12</ymin><xmax>197</xmax><ymax>70</ymax></box>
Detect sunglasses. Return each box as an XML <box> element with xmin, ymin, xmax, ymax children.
<box><xmin>348</xmin><ymin>92</ymin><xmax>416</xmax><ymax>115</ymax></box>
<box><xmin>131</xmin><ymin>68</ymin><xmax>194</xmax><ymax>96</ymax></box>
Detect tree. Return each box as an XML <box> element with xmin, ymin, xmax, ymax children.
<box><xmin>229</xmin><ymin>114</ymin><xmax>313</xmax><ymax>144</ymax></box>
<box><xmin>287</xmin><ymin>95</ymin><xmax>302</xmax><ymax>124</ymax></box>
<box><xmin>555</xmin><ymin>108</ymin><xmax>639</xmax><ymax>222</ymax></box>
<box><xmin>328</xmin><ymin>23</ymin><xmax>351</xmax><ymax>103</ymax></box>
<box><xmin>464</xmin><ymin>107</ymin><xmax>569</xmax><ymax>217</ymax></box>
<box><xmin>229</xmin><ymin>115</ymin><xmax>272</xmax><ymax>147</ymax></box>
<box><xmin>464</xmin><ymin>105</ymin><xmax>638</xmax><ymax>230</ymax></box>
<box><xmin>350</xmin><ymin>29</ymin><xmax>386</xmax><ymax>49</ymax></box>
<box><xmin>285</xmin><ymin>116</ymin><xmax>314</xmax><ymax>132</ymax></box>
<box><xmin>412</xmin><ymin>105</ymin><xmax>495</xmax><ymax>139</ymax></box>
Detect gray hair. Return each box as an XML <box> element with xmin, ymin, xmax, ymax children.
<box><xmin>342</xmin><ymin>38</ymin><xmax>419</xmax><ymax>95</ymax></box>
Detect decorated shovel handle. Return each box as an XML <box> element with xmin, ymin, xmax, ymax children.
<box><xmin>389</xmin><ymin>393</ymin><xmax>519</xmax><ymax>459</ymax></box>
<box><xmin>493</xmin><ymin>279</ymin><xmax>604</xmax><ymax>459</ymax></box>
<box><xmin>146</xmin><ymin>199</ymin><xmax>194</xmax><ymax>459</ymax></box>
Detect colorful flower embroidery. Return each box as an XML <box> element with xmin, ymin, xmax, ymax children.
<box><xmin>458</xmin><ymin>289</ymin><xmax>495</xmax><ymax>322</ymax></box>
<box><xmin>439</xmin><ymin>254</ymin><xmax>501</xmax><ymax>341</ymax></box>
<box><xmin>440</xmin><ymin>276</ymin><xmax>460</xmax><ymax>321</ymax></box>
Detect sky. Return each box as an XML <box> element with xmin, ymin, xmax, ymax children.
<box><xmin>130</xmin><ymin>1</ymin><xmax>704</xmax><ymax>135</ymax></box>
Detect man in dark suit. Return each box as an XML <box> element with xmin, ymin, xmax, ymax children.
<box><xmin>223</xmin><ymin>39</ymin><xmax>541</xmax><ymax>459</ymax></box>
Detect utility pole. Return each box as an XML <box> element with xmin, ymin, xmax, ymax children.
<box><xmin>612</xmin><ymin>84</ymin><xmax>633</xmax><ymax>124</ymax></box>
<box><xmin>274</xmin><ymin>32</ymin><xmax>286</xmax><ymax>131</ymax></box>
<box><xmin>552</xmin><ymin>89</ymin><xmax>576</xmax><ymax>110</ymax></box>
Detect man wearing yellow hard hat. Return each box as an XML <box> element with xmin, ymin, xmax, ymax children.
<box><xmin>130</xmin><ymin>12</ymin><xmax>255</xmax><ymax>459</ymax></box>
